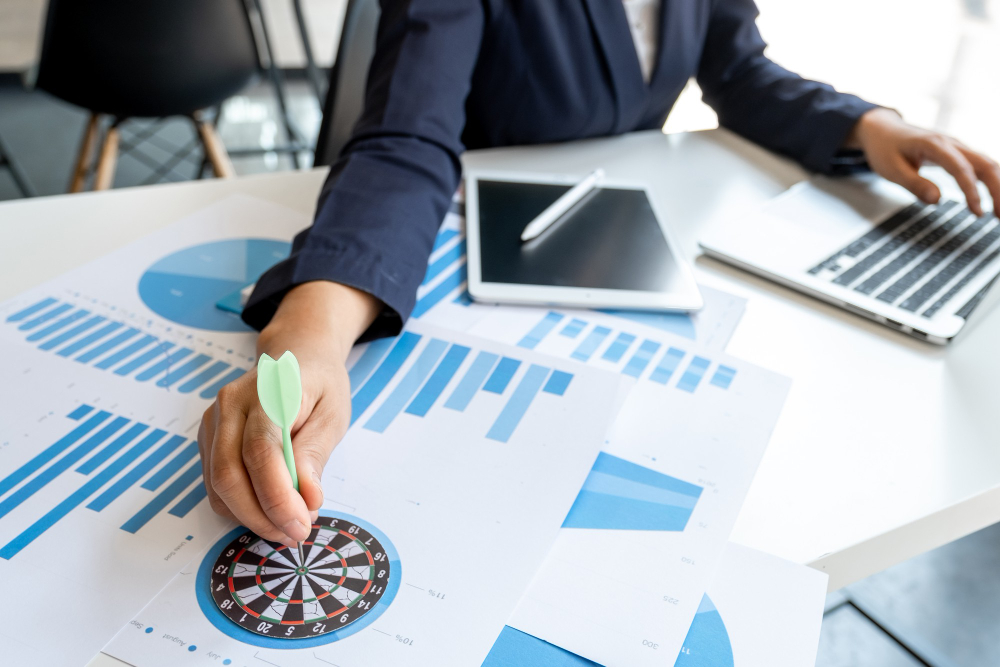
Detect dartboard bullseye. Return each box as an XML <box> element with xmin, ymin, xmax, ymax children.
<box><xmin>209</xmin><ymin>516</ymin><xmax>392</xmax><ymax>640</ymax></box>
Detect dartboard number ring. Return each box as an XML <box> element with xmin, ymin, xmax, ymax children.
<box><xmin>210</xmin><ymin>516</ymin><xmax>391</xmax><ymax>639</ymax></box>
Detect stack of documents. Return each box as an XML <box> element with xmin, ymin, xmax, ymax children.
<box><xmin>0</xmin><ymin>196</ymin><xmax>827</xmax><ymax>667</ymax></box>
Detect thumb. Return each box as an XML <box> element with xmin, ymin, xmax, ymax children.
<box><xmin>883</xmin><ymin>154</ymin><xmax>940</xmax><ymax>205</ymax></box>
<box><xmin>292</xmin><ymin>399</ymin><xmax>345</xmax><ymax>512</ymax></box>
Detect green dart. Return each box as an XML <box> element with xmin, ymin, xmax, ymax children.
<box><xmin>257</xmin><ymin>350</ymin><xmax>307</xmax><ymax>565</ymax></box>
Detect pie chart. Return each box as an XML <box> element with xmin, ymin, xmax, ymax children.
<box><xmin>138</xmin><ymin>239</ymin><xmax>291</xmax><ymax>331</ymax></box>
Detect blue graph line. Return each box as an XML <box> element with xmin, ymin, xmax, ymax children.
<box><xmin>709</xmin><ymin>365</ymin><xmax>737</xmax><ymax>389</ymax></box>
<box><xmin>571</xmin><ymin>326</ymin><xmax>612</xmax><ymax>362</ymax></box>
<box><xmin>87</xmin><ymin>433</ymin><xmax>182</xmax><ymax>511</ymax></box>
<box><xmin>350</xmin><ymin>332</ymin><xmax>421</xmax><ymax>425</ymax></box>
<box><xmin>0</xmin><ymin>425</ymin><xmax>168</xmax><ymax>560</ymax></box>
<box><xmin>650</xmin><ymin>347</ymin><xmax>686</xmax><ymax>385</ymax></box>
<box><xmin>486</xmin><ymin>364</ymin><xmax>550</xmax><ymax>443</ymax></box>
<box><xmin>121</xmin><ymin>463</ymin><xmax>203</xmax><ymax>534</ymax></box>
<box><xmin>622</xmin><ymin>340</ymin><xmax>662</xmax><ymax>378</ymax></box>
<box><xmin>57</xmin><ymin>321</ymin><xmax>121</xmax><ymax>357</ymax></box>
<box><xmin>77</xmin><ymin>422</ymin><xmax>148</xmax><ymax>475</ymax></box>
<box><xmin>405</xmin><ymin>344</ymin><xmax>470</xmax><ymax>417</ymax></box>
<box><xmin>483</xmin><ymin>357</ymin><xmax>521</xmax><ymax>394</ymax></box>
<box><xmin>76</xmin><ymin>327</ymin><xmax>139</xmax><ymax>363</ymax></box>
<box><xmin>517</xmin><ymin>312</ymin><xmax>564</xmax><ymax>349</ymax></box>
<box><xmin>38</xmin><ymin>314</ymin><xmax>105</xmax><ymax>350</ymax></box>
<box><xmin>0</xmin><ymin>410</ymin><xmax>111</xmax><ymax>497</ymax></box>
<box><xmin>677</xmin><ymin>357</ymin><xmax>711</xmax><ymax>393</ymax></box>
<box><xmin>601</xmin><ymin>332</ymin><xmax>636</xmax><ymax>363</ymax></box>
<box><xmin>364</xmin><ymin>338</ymin><xmax>449</xmax><ymax>433</ymax></box>
<box><xmin>6</xmin><ymin>297</ymin><xmax>57</xmax><ymax>322</ymax></box>
<box><xmin>444</xmin><ymin>351</ymin><xmax>499</xmax><ymax>411</ymax></box>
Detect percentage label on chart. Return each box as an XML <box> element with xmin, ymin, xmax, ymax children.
<box><xmin>396</xmin><ymin>635</ymin><xmax>414</xmax><ymax>646</ymax></box>
<box><xmin>428</xmin><ymin>589</ymin><xmax>446</xmax><ymax>600</ymax></box>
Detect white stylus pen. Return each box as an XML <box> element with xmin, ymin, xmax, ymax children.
<box><xmin>520</xmin><ymin>169</ymin><xmax>604</xmax><ymax>242</ymax></box>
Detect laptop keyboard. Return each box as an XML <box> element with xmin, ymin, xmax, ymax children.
<box><xmin>808</xmin><ymin>200</ymin><xmax>1000</xmax><ymax>318</ymax></box>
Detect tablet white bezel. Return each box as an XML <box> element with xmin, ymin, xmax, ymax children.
<box><xmin>465</xmin><ymin>169</ymin><xmax>703</xmax><ymax>311</ymax></box>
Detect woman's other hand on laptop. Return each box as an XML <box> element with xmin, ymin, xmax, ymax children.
<box><xmin>845</xmin><ymin>107</ymin><xmax>1000</xmax><ymax>217</ymax></box>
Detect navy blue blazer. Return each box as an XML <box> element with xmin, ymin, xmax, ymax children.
<box><xmin>243</xmin><ymin>0</ymin><xmax>877</xmax><ymax>337</ymax></box>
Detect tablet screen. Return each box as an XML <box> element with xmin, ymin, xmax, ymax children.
<box><xmin>476</xmin><ymin>180</ymin><xmax>682</xmax><ymax>292</ymax></box>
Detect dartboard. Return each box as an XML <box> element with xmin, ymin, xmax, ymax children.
<box><xmin>209</xmin><ymin>516</ymin><xmax>392</xmax><ymax>640</ymax></box>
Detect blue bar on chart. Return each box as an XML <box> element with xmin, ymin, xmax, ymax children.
<box><xmin>350</xmin><ymin>332</ymin><xmax>422</xmax><ymax>424</ymax></box>
<box><xmin>27</xmin><ymin>308</ymin><xmax>89</xmax><ymax>342</ymax></box>
<box><xmin>38</xmin><ymin>314</ymin><xmax>105</xmax><ymax>350</ymax></box>
<box><xmin>58</xmin><ymin>321</ymin><xmax>121</xmax><ymax>357</ymax></box>
<box><xmin>364</xmin><ymin>339</ymin><xmax>449</xmax><ymax>433</ymax></box>
<box><xmin>562</xmin><ymin>452</ymin><xmax>702</xmax><ymax>531</ymax></box>
<box><xmin>542</xmin><ymin>370</ymin><xmax>573</xmax><ymax>396</ymax></box>
<box><xmin>423</xmin><ymin>241</ymin><xmax>466</xmax><ymax>285</ymax></box>
<box><xmin>517</xmin><ymin>311</ymin><xmax>564</xmax><ymax>349</ymax></box>
<box><xmin>87</xmin><ymin>433</ymin><xmax>183</xmax><ymax>511</ymax></box>
<box><xmin>134</xmin><ymin>347</ymin><xmax>191</xmax><ymax>381</ymax></box>
<box><xmin>677</xmin><ymin>356</ymin><xmax>711</xmax><ymax>393</ymax></box>
<box><xmin>622</xmin><ymin>340</ymin><xmax>661</xmax><ymax>378</ymax></box>
<box><xmin>121</xmin><ymin>462</ymin><xmax>203</xmax><ymax>534</ymax></box>
<box><xmin>199</xmin><ymin>367</ymin><xmax>245</xmax><ymax>400</ymax></box>
<box><xmin>0</xmin><ymin>421</ymin><xmax>168</xmax><ymax>560</ymax></box>
<box><xmin>559</xmin><ymin>318</ymin><xmax>587</xmax><ymax>338</ymax></box>
<box><xmin>348</xmin><ymin>337</ymin><xmax>395</xmax><ymax>392</ymax></box>
<box><xmin>6</xmin><ymin>297</ymin><xmax>57</xmax><ymax>322</ymax></box>
<box><xmin>453</xmin><ymin>290</ymin><xmax>473</xmax><ymax>306</ymax></box>
<box><xmin>412</xmin><ymin>263</ymin><xmax>466</xmax><ymax>318</ymax></box>
<box><xmin>601</xmin><ymin>332</ymin><xmax>636</xmax><ymax>363</ymax></box>
<box><xmin>486</xmin><ymin>364</ymin><xmax>550</xmax><ymax>443</ymax></box>
<box><xmin>142</xmin><ymin>442</ymin><xmax>199</xmax><ymax>491</ymax></box>
<box><xmin>157</xmin><ymin>353</ymin><xmax>212</xmax><ymax>387</ymax></box>
<box><xmin>68</xmin><ymin>404</ymin><xmax>95</xmax><ymax>420</ymax></box>
<box><xmin>0</xmin><ymin>416</ymin><xmax>129</xmax><ymax>519</ymax></box>
<box><xmin>444</xmin><ymin>351</ymin><xmax>499</xmax><ymax>411</ymax></box>
<box><xmin>0</xmin><ymin>410</ymin><xmax>111</xmax><ymax>497</ymax></box>
<box><xmin>177</xmin><ymin>360</ymin><xmax>229</xmax><ymax>393</ymax></box>
<box><xmin>483</xmin><ymin>357</ymin><xmax>521</xmax><ymax>394</ymax></box>
<box><xmin>405</xmin><ymin>344</ymin><xmax>470</xmax><ymax>417</ymax></box>
<box><xmin>650</xmin><ymin>347</ymin><xmax>686</xmax><ymax>385</ymax></box>
<box><xmin>169</xmin><ymin>483</ymin><xmax>208</xmax><ymax>518</ymax></box>
<box><xmin>431</xmin><ymin>228</ymin><xmax>459</xmax><ymax>253</ymax></box>
<box><xmin>95</xmin><ymin>334</ymin><xmax>158</xmax><ymax>370</ymax></box>
<box><xmin>18</xmin><ymin>303</ymin><xmax>72</xmax><ymax>331</ymax></box>
<box><xmin>597</xmin><ymin>308</ymin><xmax>697</xmax><ymax>340</ymax></box>
<box><xmin>76</xmin><ymin>327</ymin><xmax>139</xmax><ymax>363</ymax></box>
<box><xmin>77</xmin><ymin>423</ymin><xmax>148</xmax><ymax>474</ymax></box>
<box><xmin>709</xmin><ymin>365</ymin><xmax>737</xmax><ymax>389</ymax></box>
<box><xmin>571</xmin><ymin>326</ymin><xmax>612</xmax><ymax>362</ymax></box>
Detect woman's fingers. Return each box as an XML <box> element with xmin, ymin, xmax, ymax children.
<box><xmin>958</xmin><ymin>145</ymin><xmax>1000</xmax><ymax>215</ymax></box>
<box><xmin>241</xmin><ymin>406</ymin><xmax>312</xmax><ymax>544</ymax></box>
<box><xmin>291</xmin><ymin>395</ymin><xmax>347</xmax><ymax>513</ymax></box>
<box><xmin>917</xmin><ymin>138</ymin><xmax>983</xmax><ymax>216</ymax></box>
<box><xmin>208</xmin><ymin>381</ymin><xmax>291</xmax><ymax>545</ymax></box>
<box><xmin>878</xmin><ymin>153</ymin><xmax>941</xmax><ymax>206</ymax></box>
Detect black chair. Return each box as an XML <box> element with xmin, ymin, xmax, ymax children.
<box><xmin>314</xmin><ymin>0</ymin><xmax>380</xmax><ymax>167</ymax></box>
<box><xmin>36</xmin><ymin>0</ymin><xmax>260</xmax><ymax>191</ymax></box>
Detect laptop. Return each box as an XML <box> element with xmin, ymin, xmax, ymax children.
<box><xmin>699</xmin><ymin>172</ymin><xmax>1000</xmax><ymax>344</ymax></box>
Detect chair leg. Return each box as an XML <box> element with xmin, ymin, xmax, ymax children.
<box><xmin>93</xmin><ymin>121</ymin><xmax>120</xmax><ymax>191</ymax></box>
<box><xmin>195</xmin><ymin>119</ymin><xmax>235</xmax><ymax>178</ymax></box>
<box><xmin>69</xmin><ymin>114</ymin><xmax>100</xmax><ymax>193</ymax></box>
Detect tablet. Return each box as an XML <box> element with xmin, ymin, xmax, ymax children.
<box><xmin>465</xmin><ymin>170</ymin><xmax>703</xmax><ymax>311</ymax></box>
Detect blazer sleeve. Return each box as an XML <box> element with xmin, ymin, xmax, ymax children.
<box><xmin>242</xmin><ymin>0</ymin><xmax>485</xmax><ymax>339</ymax></box>
<box><xmin>695</xmin><ymin>0</ymin><xmax>879</xmax><ymax>173</ymax></box>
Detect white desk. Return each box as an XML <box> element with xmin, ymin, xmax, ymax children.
<box><xmin>3</xmin><ymin>129</ymin><xmax>999</xmax><ymax>602</ymax></box>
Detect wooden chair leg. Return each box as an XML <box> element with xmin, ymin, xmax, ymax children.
<box><xmin>93</xmin><ymin>123</ymin><xmax>120</xmax><ymax>191</ymax></box>
<box><xmin>69</xmin><ymin>114</ymin><xmax>100</xmax><ymax>193</ymax></box>
<box><xmin>195</xmin><ymin>119</ymin><xmax>235</xmax><ymax>178</ymax></box>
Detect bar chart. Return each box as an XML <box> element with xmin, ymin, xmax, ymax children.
<box><xmin>0</xmin><ymin>403</ymin><xmax>207</xmax><ymax>560</ymax></box>
<box><xmin>515</xmin><ymin>310</ymin><xmax>738</xmax><ymax>393</ymax></box>
<box><xmin>4</xmin><ymin>296</ymin><xmax>250</xmax><ymax>399</ymax></box>
<box><xmin>561</xmin><ymin>452</ymin><xmax>702</xmax><ymax>531</ymax></box>
<box><xmin>348</xmin><ymin>330</ymin><xmax>574</xmax><ymax>443</ymax></box>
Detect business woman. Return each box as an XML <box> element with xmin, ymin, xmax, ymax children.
<box><xmin>198</xmin><ymin>0</ymin><xmax>1000</xmax><ymax>546</ymax></box>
